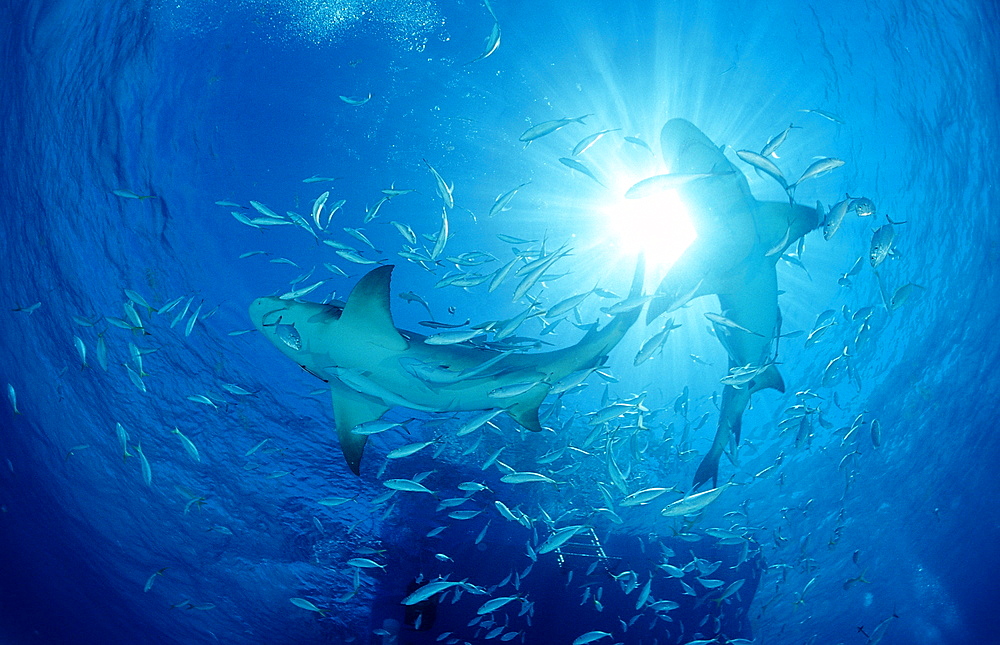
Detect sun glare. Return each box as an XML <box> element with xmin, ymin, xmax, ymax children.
<box><xmin>605</xmin><ymin>190</ymin><xmax>697</xmax><ymax>276</ymax></box>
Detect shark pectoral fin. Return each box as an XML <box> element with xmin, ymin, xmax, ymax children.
<box><xmin>506</xmin><ymin>385</ymin><xmax>550</xmax><ymax>432</ymax></box>
<box><xmin>750</xmin><ymin>365</ymin><xmax>785</xmax><ymax>394</ymax></box>
<box><xmin>756</xmin><ymin>201</ymin><xmax>821</xmax><ymax>257</ymax></box>
<box><xmin>339</xmin><ymin>265</ymin><xmax>408</xmax><ymax>352</ymax></box>
<box><xmin>692</xmin><ymin>449</ymin><xmax>721</xmax><ymax>492</ymax></box>
<box><xmin>647</xmin><ymin>247</ymin><xmax>708</xmax><ymax>324</ymax></box>
<box><xmin>330</xmin><ymin>382</ymin><xmax>389</xmax><ymax>475</ymax></box>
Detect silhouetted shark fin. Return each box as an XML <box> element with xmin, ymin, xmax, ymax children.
<box><xmin>755</xmin><ymin>201</ymin><xmax>821</xmax><ymax>258</ymax></box>
<box><xmin>340</xmin><ymin>265</ymin><xmax>408</xmax><ymax>351</ymax></box>
<box><xmin>331</xmin><ymin>382</ymin><xmax>389</xmax><ymax>476</ymax></box>
<box><xmin>750</xmin><ymin>364</ymin><xmax>785</xmax><ymax>394</ymax></box>
<box><xmin>692</xmin><ymin>450</ymin><xmax>721</xmax><ymax>492</ymax></box>
<box><xmin>506</xmin><ymin>385</ymin><xmax>548</xmax><ymax>432</ymax></box>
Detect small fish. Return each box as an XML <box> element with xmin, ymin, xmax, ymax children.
<box><xmin>488</xmin><ymin>381</ymin><xmax>543</xmax><ymax>398</ymax></box>
<box><xmin>73</xmin><ymin>336</ymin><xmax>88</xmax><ymax>368</ymax></box>
<box><xmin>143</xmin><ymin>567</ymin><xmax>168</xmax><ymax>592</ymax></box>
<box><xmin>336</xmin><ymin>249</ymin><xmax>379</xmax><ymax>265</ymax></box>
<box><xmin>760</xmin><ymin>123</ymin><xmax>799</xmax><ymax>158</ymax></box>
<box><xmin>791</xmin><ymin>157</ymin><xmax>845</xmax><ymax>189</ymax></box>
<box><xmin>466</xmin><ymin>18</ymin><xmax>501</xmax><ymax>64</ymax></box>
<box><xmin>538</xmin><ymin>525</ymin><xmax>585</xmax><ymax>554</ymax></box>
<box><xmin>290</xmin><ymin>597</ymin><xmax>326</xmax><ymax>614</ymax></box>
<box><xmin>519</xmin><ymin>114</ymin><xmax>591</xmax><ymax>143</ymax></box>
<box><xmin>798</xmin><ymin>108</ymin><xmax>845</xmax><ymax>124</ymax></box>
<box><xmin>184</xmin><ymin>302</ymin><xmax>203</xmax><ymax>337</ymax></box>
<box><xmin>501</xmin><ymin>472</ymin><xmax>556</xmax><ymax>485</ymax></box>
<box><xmin>135</xmin><ymin>442</ymin><xmax>152</xmax><ymax>486</ymax></box>
<box><xmin>735</xmin><ymin>150</ymin><xmax>788</xmax><ymax>190</ymax></box>
<box><xmin>477</xmin><ymin>596</ymin><xmax>521</xmax><ymax>615</ymax></box>
<box><xmin>431</xmin><ymin>207</ymin><xmax>450</xmax><ymax>259</ymax></box>
<box><xmin>391</xmin><ymin>221</ymin><xmax>417</xmax><ymax>244</ymax></box>
<box><xmin>660</xmin><ymin>484</ymin><xmax>730</xmax><ymax>517</ymax></box>
<box><xmin>318</xmin><ymin>496</ymin><xmax>357</xmax><ymax>507</ymax></box>
<box><xmin>95</xmin><ymin>334</ymin><xmax>108</xmax><ymax>371</ymax></box>
<box><xmin>889</xmin><ymin>282</ymin><xmax>924</xmax><ymax>311</ymax></box>
<box><xmin>853</xmin><ymin>196</ymin><xmax>876</xmax><ymax>217</ymax></box>
<box><xmin>7</xmin><ymin>384</ymin><xmax>20</xmax><ymax>414</ymax></box>
<box><xmin>352</xmin><ymin>420</ymin><xmax>405</xmax><ymax>436</ymax></box>
<box><xmin>424</xmin><ymin>160</ymin><xmax>455</xmax><ymax>209</ymax></box>
<box><xmin>488</xmin><ymin>182</ymin><xmax>530</xmax><ymax>218</ymax></box>
<box><xmin>620</xmin><ymin>487</ymin><xmax>670</xmax><ymax>507</ymax></box>
<box><xmin>572</xmin><ymin>128</ymin><xmax>620</xmax><ymax>156</ymax></box>
<box><xmin>572</xmin><ymin>631</ymin><xmax>612</xmax><ymax>645</ymax></box>
<box><xmin>339</xmin><ymin>93</ymin><xmax>372</xmax><ymax>106</ymax></box>
<box><xmin>171</xmin><ymin>428</ymin><xmax>201</xmax><ymax>463</ymax></box>
<box><xmin>245</xmin><ymin>438</ymin><xmax>270</xmax><ymax>456</ymax></box>
<box><xmin>559</xmin><ymin>157</ymin><xmax>605</xmax><ymax>187</ymax></box>
<box><xmin>310</xmin><ymin>191</ymin><xmax>329</xmax><ymax>229</ymax></box>
<box><xmin>624</xmin><ymin>172</ymin><xmax>732</xmax><ymax>199</ymax></box>
<box><xmin>346</xmin><ymin>557</ymin><xmax>385</xmax><ymax>570</ymax></box>
<box><xmin>386</xmin><ymin>440</ymin><xmax>436</xmax><ymax>459</ymax></box>
<box><xmin>303</xmin><ymin>175</ymin><xmax>339</xmax><ymax>183</ymax></box>
<box><xmin>424</xmin><ymin>329</ymin><xmax>482</xmax><ymax>345</ymax></box>
<box><xmin>12</xmin><ymin>302</ymin><xmax>41</xmax><ymax>314</ymax></box>
<box><xmin>623</xmin><ymin>135</ymin><xmax>653</xmax><ymax>154</ymax></box>
<box><xmin>705</xmin><ymin>312</ymin><xmax>764</xmax><ymax>337</ymax></box>
<box><xmin>113</xmin><ymin>189</ymin><xmax>155</xmax><ymax>200</ymax></box>
<box><xmin>249</xmin><ymin>201</ymin><xmax>280</xmax><ymax>219</ymax></box>
<box><xmin>870</xmin><ymin>222</ymin><xmax>896</xmax><ymax>268</ymax></box>
<box><xmin>823</xmin><ymin>197</ymin><xmax>855</xmax><ymax>240</ymax></box>
<box><xmin>382</xmin><ymin>479</ymin><xmax>435</xmax><ymax>494</ymax></box>
<box><xmin>870</xmin><ymin>419</ymin><xmax>882</xmax><ymax>447</ymax></box>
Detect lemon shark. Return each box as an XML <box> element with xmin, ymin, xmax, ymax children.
<box><xmin>249</xmin><ymin>259</ymin><xmax>644</xmax><ymax>475</ymax></box>
<box><xmin>645</xmin><ymin>119</ymin><xmax>820</xmax><ymax>491</ymax></box>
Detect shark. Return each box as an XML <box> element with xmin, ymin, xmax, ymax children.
<box><xmin>249</xmin><ymin>258</ymin><xmax>644</xmax><ymax>475</ymax></box>
<box><xmin>643</xmin><ymin>119</ymin><xmax>820</xmax><ymax>491</ymax></box>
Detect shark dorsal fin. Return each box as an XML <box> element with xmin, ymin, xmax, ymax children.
<box><xmin>340</xmin><ymin>265</ymin><xmax>408</xmax><ymax>351</ymax></box>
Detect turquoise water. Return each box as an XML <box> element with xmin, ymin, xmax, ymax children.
<box><xmin>1</xmin><ymin>1</ymin><xmax>997</xmax><ymax>643</ymax></box>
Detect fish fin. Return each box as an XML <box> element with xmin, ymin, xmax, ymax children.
<box><xmin>750</xmin><ymin>364</ymin><xmax>785</xmax><ymax>394</ymax></box>
<box><xmin>755</xmin><ymin>201</ymin><xmax>820</xmax><ymax>256</ymax></box>
<box><xmin>506</xmin><ymin>386</ymin><xmax>549</xmax><ymax>432</ymax></box>
<box><xmin>331</xmin><ymin>382</ymin><xmax>389</xmax><ymax>475</ymax></box>
<box><xmin>339</xmin><ymin>265</ymin><xmax>408</xmax><ymax>351</ymax></box>
<box><xmin>692</xmin><ymin>449</ymin><xmax>721</xmax><ymax>492</ymax></box>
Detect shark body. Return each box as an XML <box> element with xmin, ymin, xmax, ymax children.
<box><xmin>250</xmin><ymin>259</ymin><xmax>643</xmax><ymax>475</ymax></box>
<box><xmin>646</xmin><ymin>119</ymin><xmax>820</xmax><ymax>491</ymax></box>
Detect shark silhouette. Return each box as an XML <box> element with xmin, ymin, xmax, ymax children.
<box><xmin>250</xmin><ymin>258</ymin><xmax>644</xmax><ymax>475</ymax></box>
<box><xmin>644</xmin><ymin>119</ymin><xmax>820</xmax><ymax>491</ymax></box>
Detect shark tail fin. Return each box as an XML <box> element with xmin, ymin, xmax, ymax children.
<box><xmin>750</xmin><ymin>364</ymin><xmax>785</xmax><ymax>394</ymax></box>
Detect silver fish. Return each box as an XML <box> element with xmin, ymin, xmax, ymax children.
<box><xmin>519</xmin><ymin>114</ymin><xmax>590</xmax><ymax>143</ymax></box>
<box><xmin>735</xmin><ymin>150</ymin><xmax>788</xmax><ymax>190</ymax></box>
<box><xmin>624</xmin><ymin>172</ymin><xmax>732</xmax><ymax>199</ymax></box>
<box><xmin>572</xmin><ymin>128</ymin><xmax>620</xmax><ymax>156</ymax></box>
<box><xmin>559</xmin><ymin>157</ymin><xmax>605</xmax><ymax>187</ymax></box>
<box><xmin>791</xmin><ymin>157</ymin><xmax>844</xmax><ymax>189</ymax></box>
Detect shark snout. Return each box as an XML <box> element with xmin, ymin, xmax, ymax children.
<box><xmin>248</xmin><ymin>297</ymin><xmax>286</xmax><ymax>330</ymax></box>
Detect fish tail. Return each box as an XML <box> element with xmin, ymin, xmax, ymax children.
<box><xmin>692</xmin><ymin>449</ymin><xmax>721</xmax><ymax>492</ymax></box>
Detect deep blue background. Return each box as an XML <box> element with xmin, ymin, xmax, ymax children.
<box><xmin>1</xmin><ymin>1</ymin><xmax>998</xmax><ymax>643</ymax></box>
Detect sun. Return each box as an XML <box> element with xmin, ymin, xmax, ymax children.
<box><xmin>603</xmin><ymin>188</ymin><xmax>698</xmax><ymax>277</ymax></box>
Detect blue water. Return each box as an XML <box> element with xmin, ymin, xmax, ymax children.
<box><xmin>2</xmin><ymin>1</ymin><xmax>998</xmax><ymax>643</ymax></box>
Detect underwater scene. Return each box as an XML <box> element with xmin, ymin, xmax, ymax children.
<box><xmin>1</xmin><ymin>0</ymin><xmax>998</xmax><ymax>643</ymax></box>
